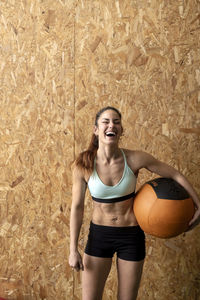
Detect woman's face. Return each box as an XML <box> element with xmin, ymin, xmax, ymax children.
<box><xmin>94</xmin><ymin>109</ymin><xmax>123</xmax><ymax>145</ymax></box>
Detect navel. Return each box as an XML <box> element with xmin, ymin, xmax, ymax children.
<box><xmin>111</xmin><ymin>216</ymin><xmax>118</xmax><ymax>222</ymax></box>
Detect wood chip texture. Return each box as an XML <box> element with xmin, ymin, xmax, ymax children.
<box><xmin>0</xmin><ymin>0</ymin><xmax>199</xmax><ymax>299</ymax></box>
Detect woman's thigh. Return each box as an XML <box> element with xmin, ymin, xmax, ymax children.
<box><xmin>117</xmin><ymin>258</ymin><xmax>144</xmax><ymax>300</ymax></box>
<box><xmin>82</xmin><ymin>253</ymin><xmax>112</xmax><ymax>300</ymax></box>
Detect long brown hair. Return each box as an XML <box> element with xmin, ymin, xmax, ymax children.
<box><xmin>73</xmin><ymin>106</ymin><xmax>122</xmax><ymax>175</ymax></box>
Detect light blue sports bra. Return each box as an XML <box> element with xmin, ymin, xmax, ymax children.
<box><xmin>87</xmin><ymin>149</ymin><xmax>137</xmax><ymax>203</ymax></box>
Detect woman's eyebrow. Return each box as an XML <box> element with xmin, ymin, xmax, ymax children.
<box><xmin>102</xmin><ymin>118</ymin><xmax>120</xmax><ymax>121</ymax></box>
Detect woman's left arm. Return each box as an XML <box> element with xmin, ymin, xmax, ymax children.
<box><xmin>138</xmin><ymin>151</ymin><xmax>200</xmax><ymax>230</ymax></box>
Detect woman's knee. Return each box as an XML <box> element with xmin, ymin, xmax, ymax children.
<box><xmin>82</xmin><ymin>254</ymin><xmax>112</xmax><ymax>300</ymax></box>
<box><xmin>117</xmin><ymin>259</ymin><xmax>144</xmax><ymax>300</ymax></box>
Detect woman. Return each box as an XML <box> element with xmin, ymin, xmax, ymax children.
<box><xmin>69</xmin><ymin>106</ymin><xmax>200</xmax><ymax>300</ymax></box>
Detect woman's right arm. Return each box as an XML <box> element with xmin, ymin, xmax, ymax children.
<box><xmin>69</xmin><ymin>166</ymin><xmax>87</xmax><ymax>271</ymax></box>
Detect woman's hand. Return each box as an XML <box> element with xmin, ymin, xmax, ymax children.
<box><xmin>69</xmin><ymin>250</ymin><xmax>84</xmax><ymax>272</ymax></box>
<box><xmin>133</xmin><ymin>151</ymin><xmax>200</xmax><ymax>233</ymax></box>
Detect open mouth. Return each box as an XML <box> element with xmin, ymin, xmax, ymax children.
<box><xmin>105</xmin><ymin>131</ymin><xmax>116</xmax><ymax>137</ymax></box>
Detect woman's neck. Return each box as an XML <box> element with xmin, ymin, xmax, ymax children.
<box><xmin>97</xmin><ymin>145</ymin><xmax>121</xmax><ymax>163</ymax></box>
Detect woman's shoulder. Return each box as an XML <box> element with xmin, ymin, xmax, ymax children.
<box><xmin>72</xmin><ymin>163</ymin><xmax>89</xmax><ymax>184</ymax></box>
<box><xmin>121</xmin><ymin>148</ymin><xmax>145</xmax><ymax>159</ymax></box>
<box><xmin>121</xmin><ymin>148</ymin><xmax>152</xmax><ymax>171</ymax></box>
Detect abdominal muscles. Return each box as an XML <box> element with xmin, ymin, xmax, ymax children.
<box><xmin>92</xmin><ymin>198</ymin><xmax>138</xmax><ymax>227</ymax></box>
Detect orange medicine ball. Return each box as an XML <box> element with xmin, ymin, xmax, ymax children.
<box><xmin>133</xmin><ymin>178</ymin><xmax>195</xmax><ymax>238</ymax></box>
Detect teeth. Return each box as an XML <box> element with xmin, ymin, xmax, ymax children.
<box><xmin>106</xmin><ymin>132</ymin><xmax>116</xmax><ymax>136</ymax></box>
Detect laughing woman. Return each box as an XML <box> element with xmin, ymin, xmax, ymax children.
<box><xmin>69</xmin><ymin>106</ymin><xmax>200</xmax><ymax>300</ymax></box>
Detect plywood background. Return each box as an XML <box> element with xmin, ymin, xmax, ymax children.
<box><xmin>0</xmin><ymin>0</ymin><xmax>199</xmax><ymax>299</ymax></box>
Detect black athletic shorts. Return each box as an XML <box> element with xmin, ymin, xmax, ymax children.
<box><xmin>85</xmin><ymin>222</ymin><xmax>145</xmax><ymax>261</ymax></box>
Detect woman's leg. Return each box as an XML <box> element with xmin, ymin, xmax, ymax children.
<box><xmin>82</xmin><ymin>253</ymin><xmax>112</xmax><ymax>300</ymax></box>
<box><xmin>116</xmin><ymin>258</ymin><xmax>144</xmax><ymax>300</ymax></box>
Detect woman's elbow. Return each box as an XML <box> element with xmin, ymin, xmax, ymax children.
<box><xmin>170</xmin><ymin>170</ymin><xmax>186</xmax><ymax>185</ymax></box>
<box><xmin>72</xmin><ymin>202</ymin><xmax>84</xmax><ymax>216</ymax></box>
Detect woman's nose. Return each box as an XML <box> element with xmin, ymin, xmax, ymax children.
<box><xmin>108</xmin><ymin>123</ymin><xmax>114</xmax><ymax>128</ymax></box>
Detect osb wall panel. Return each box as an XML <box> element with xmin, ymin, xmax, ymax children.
<box><xmin>74</xmin><ymin>1</ymin><xmax>200</xmax><ymax>300</ymax></box>
<box><xmin>0</xmin><ymin>0</ymin><xmax>200</xmax><ymax>300</ymax></box>
<box><xmin>0</xmin><ymin>0</ymin><xmax>75</xmax><ymax>299</ymax></box>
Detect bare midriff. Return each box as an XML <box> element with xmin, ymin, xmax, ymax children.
<box><xmin>92</xmin><ymin>197</ymin><xmax>138</xmax><ymax>227</ymax></box>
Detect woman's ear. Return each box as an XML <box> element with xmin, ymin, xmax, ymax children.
<box><xmin>94</xmin><ymin>125</ymin><xmax>98</xmax><ymax>136</ymax></box>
